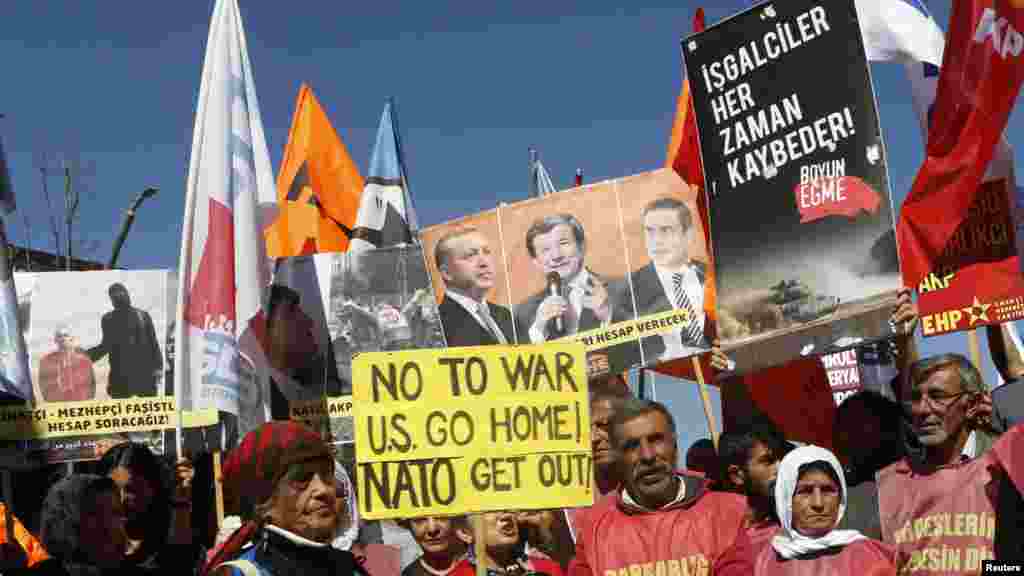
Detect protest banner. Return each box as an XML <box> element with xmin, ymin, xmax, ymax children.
<box><xmin>17</xmin><ymin>270</ymin><xmax>176</xmax><ymax>462</ymax></box>
<box><xmin>822</xmin><ymin>349</ymin><xmax>861</xmax><ymax>405</ymax></box>
<box><xmin>422</xmin><ymin>168</ymin><xmax>712</xmax><ymax>376</ymax></box>
<box><xmin>683</xmin><ymin>0</ymin><xmax>900</xmax><ymax>372</ymax></box>
<box><xmin>0</xmin><ymin>399</ymin><xmax>217</xmax><ymax>440</ymax></box>
<box><xmin>914</xmin><ymin>178</ymin><xmax>1024</xmax><ymax>336</ymax></box>
<box><xmin>0</xmin><ymin>396</ymin><xmax>217</xmax><ymax>464</ymax></box>
<box><xmin>352</xmin><ymin>343</ymin><xmax>591</xmax><ymax>519</ymax></box>
<box><xmin>28</xmin><ymin>270</ymin><xmax>168</xmax><ymax>402</ymax></box>
<box><xmin>326</xmin><ymin>245</ymin><xmax>446</xmax><ymax>384</ymax></box>
<box><xmin>289</xmin><ymin>395</ymin><xmax>354</xmax><ymax>444</ymax></box>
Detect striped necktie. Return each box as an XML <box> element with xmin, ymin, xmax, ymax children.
<box><xmin>673</xmin><ymin>271</ymin><xmax>703</xmax><ymax>345</ymax></box>
<box><xmin>477</xmin><ymin>302</ymin><xmax>508</xmax><ymax>344</ymax></box>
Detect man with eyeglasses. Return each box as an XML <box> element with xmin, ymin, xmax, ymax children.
<box><xmin>876</xmin><ymin>354</ymin><xmax>1024</xmax><ymax>573</ymax></box>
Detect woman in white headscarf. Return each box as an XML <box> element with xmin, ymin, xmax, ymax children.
<box><xmin>716</xmin><ymin>445</ymin><xmax>896</xmax><ymax>575</ymax></box>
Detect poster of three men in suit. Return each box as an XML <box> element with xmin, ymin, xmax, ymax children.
<box><xmin>423</xmin><ymin>168</ymin><xmax>710</xmax><ymax>376</ymax></box>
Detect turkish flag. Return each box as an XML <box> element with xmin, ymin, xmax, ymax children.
<box><xmin>898</xmin><ymin>0</ymin><xmax>1024</xmax><ymax>289</ymax></box>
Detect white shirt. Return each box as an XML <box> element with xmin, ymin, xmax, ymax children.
<box><xmin>653</xmin><ymin>264</ymin><xmax>707</xmax><ymax>358</ymax></box>
<box><xmin>529</xmin><ymin>268</ymin><xmax>610</xmax><ymax>343</ymax></box>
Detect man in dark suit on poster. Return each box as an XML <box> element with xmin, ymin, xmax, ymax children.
<box><xmin>515</xmin><ymin>213</ymin><xmax>639</xmax><ymax>374</ymax></box>
<box><xmin>629</xmin><ymin>197</ymin><xmax>710</xmax><ymax>363</ymax></box>
<box><xmin>434</xmin><ymin>227</ymin><xmax>515</xmax><ymax>347</ymax></box>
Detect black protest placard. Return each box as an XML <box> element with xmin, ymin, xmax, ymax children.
<box><xmin>684</xmin><ymin>0</ymin><xmax>900</xmax><ymax>372</ymax></box>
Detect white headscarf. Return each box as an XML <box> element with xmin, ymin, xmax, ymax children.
<box><xmin>332</xmin><ymin>462</ymin><xmax>360</xmax><ymax>551</ymax></box>
<box><xmin>771</xmin><ymin>445</ymin><xmax>866</xmax><ymax>559</ymax></box>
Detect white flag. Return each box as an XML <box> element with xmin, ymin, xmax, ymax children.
<box><xmin>0</xmin><ymin>118</ymin><xmax>32</xmax><ymax>402</ymax></box>
<box><xmin>854</xmin><ymin>0</ymin><xmax>1013</xmax><ymax>181</ymax></box>
<box><xmin>175</xmin><ymin>0</ymin><xmax>276</xmax><ymax>439</ymax></box>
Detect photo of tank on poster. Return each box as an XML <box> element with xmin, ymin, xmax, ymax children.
<box><xmin>683</xmin><ymin>0</ymin><xmax>900</xmax><ymax>372</ymax></box>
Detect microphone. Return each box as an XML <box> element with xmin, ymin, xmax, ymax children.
<box><xmin>547</xmin><ymin>271</ymin><xmax>563</xmax><ymax>333</ymax></box>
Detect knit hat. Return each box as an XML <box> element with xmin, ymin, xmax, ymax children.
<box><xmin>221</xmin><ymin>421</ymin><xmax>331</xmax><ymax>519</ymax></box>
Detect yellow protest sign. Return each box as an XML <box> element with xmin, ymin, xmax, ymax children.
<box><xmin>353</xmin><ymin>343</ymin><xmax>592</xmax><ymax>520</ymax></box>
<box><xmin>289</xmin><ymin>396</ymin><xmax>355</xmax><ymax>444</ymax></box>
<box><xmin>0</xmin><ymin>398</ymin><xmax>219</xmax><ymax>440</ymax></box>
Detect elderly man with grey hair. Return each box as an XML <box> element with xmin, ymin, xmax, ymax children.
<box><xmin>877</xmin><ymin>354</ymin><xmax>1024</xmax><ymax>573</ymax></box>
<box><xmin>569</xmin><ymin>399</ymin><xmax>748</xmax><ymax>576</ymax></box>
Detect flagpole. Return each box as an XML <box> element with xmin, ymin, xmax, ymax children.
<box><xmin>388</xmin><ymin>97</ymin><xmax>418</xmax><ymax>243</ymax></box>
<box><xmin>693</xmin><ymin>356</ymin><xmax>719</xmax><ymax>450</ymax></box>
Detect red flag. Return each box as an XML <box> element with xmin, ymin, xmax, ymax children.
<box><xmin>898</xmin><ymin>0</ymin><xmax>1024</xmax><ymax>289</ymax></box>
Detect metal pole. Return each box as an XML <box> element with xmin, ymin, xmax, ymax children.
<box><xmin>108</xmin><ymin>187</ymin><xmax>158</xmax><ymax>269</ymax></box>
<box><xmin>107</xmin><ymin>208</ymin><xmax>137</xmax><ymax>269</ymax></box>
<box><xmin>528</xmin><ymin>148</ymin><xmax>539</xmax><ymax>198</ymax></box>
<box><xmin>64</xmin><ymin>166</ymin><xmax>71</xmax><ymax>271</ymax></box>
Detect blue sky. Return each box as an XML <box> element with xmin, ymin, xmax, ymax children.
<box><xmin>2</xmin><ymin>1</ymin><xmax>1021</xmax><ymax>458</ymax></box>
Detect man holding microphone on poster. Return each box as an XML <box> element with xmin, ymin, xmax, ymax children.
<box><xmin>516</xmin><ymin>214</ymin><xmax>616</xmax><ymax>343</ymax></box>
<box><xmin>515</xmin><ymin>214</ymin><xmax>637</xmax><ymax>374</ymax></box>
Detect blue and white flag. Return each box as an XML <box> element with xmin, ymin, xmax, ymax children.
<box><xmin>350</xmin><ymin>100</ymin><xmax>417</xmax><ymax>251</ymax></box>
<box><xmin>529</xmin><ymin>151</ymin><xmax>558</xmax><ymax>198</ymax></box>
<box><xmin>0</xmin><ymin>118</ymin><xmax>33</xmax><ymax>402</ymax></box>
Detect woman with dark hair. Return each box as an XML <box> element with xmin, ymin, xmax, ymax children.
<box><xmin>96</xmin><ymin>442</ymin><xmax>200</xmax><ymax>575</ymax></box>
<box><xmin>29</xmin><ymin>474</ymin><xmax>128</xmax><ymax>576</ymax></box>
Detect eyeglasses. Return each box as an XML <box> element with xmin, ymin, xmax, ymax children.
<box><xmin>902</xmin><ymin>390</ymin><xmax>968</xmax><ymax>411</ymax></box>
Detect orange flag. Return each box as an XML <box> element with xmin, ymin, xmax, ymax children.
<box><xmin>265</xmin><ymin>84</ymin><xmax>364</xmax><ymax>257</ymax></box>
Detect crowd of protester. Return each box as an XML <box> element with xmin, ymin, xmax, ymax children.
<box><xmin>0</xmin><ymin>290</ymin><xmax>1021</xmax><ymax>575</ymax></box>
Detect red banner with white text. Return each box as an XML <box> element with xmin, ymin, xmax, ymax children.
<box><xmin>897</xmin><ymin>0</ymin><xmax>1024</xmax><ymax>291</ymax></box>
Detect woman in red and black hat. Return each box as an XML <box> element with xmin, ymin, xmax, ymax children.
<box><xmin>203</xmin><ymin>421</ymin><xmax>368</xmax><ymax>576</ymax></box>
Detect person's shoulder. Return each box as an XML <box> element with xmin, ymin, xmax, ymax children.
<box><xmin>844</xmin><ymin>538</ymin><xmax>897</xmax><ymax>565</ymax></box>
<box><xmin>576</xmin><ymin>491</ymin><xmax>621</xmax><ymax>526</ymax></box>
<box><xmin>528</xmin><ymin>556</ymin><xmax>564</xmax><ymax>576</ymax></box>
<box><xmin>877</xmin><ymin>457</ymin><xmax>912</xmax><ymax>481</ymax></box>
<box><xmin>698</xmin><ymin>489</ymin><xmax>748</xmax><ymax>515</ymax></box>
